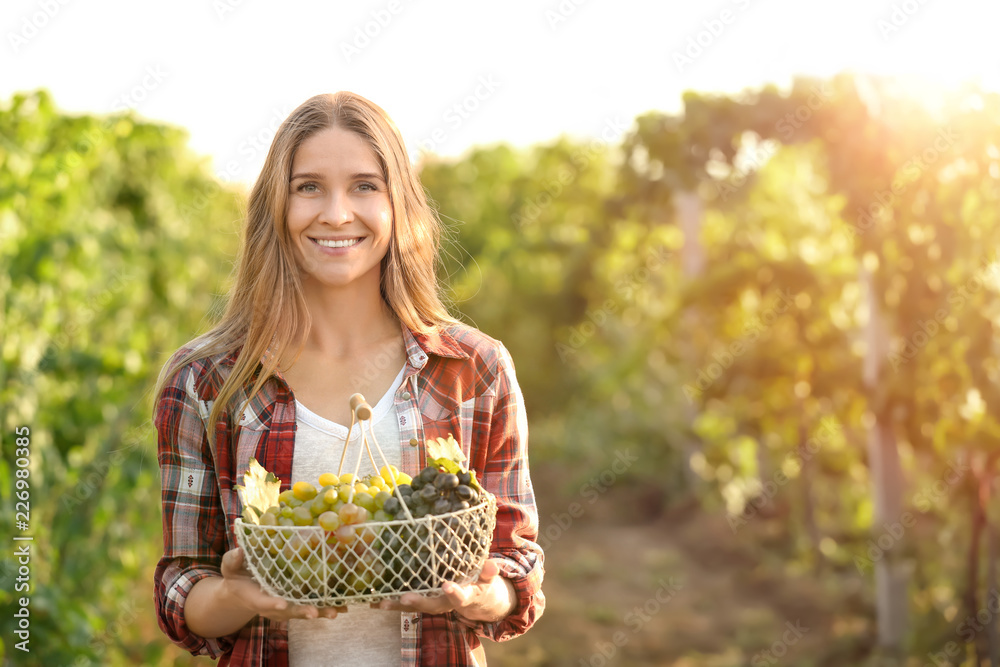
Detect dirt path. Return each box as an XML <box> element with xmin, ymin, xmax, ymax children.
<box><xmin>485</xmin><ymin>468</ymin><xmax>870</xmax><ymax>666</ymax></box>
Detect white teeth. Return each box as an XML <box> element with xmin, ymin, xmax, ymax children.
<box><xmin>315</xmin><ymin>238</ymin><xmax>361</xmax><ymax>248</ymax></box>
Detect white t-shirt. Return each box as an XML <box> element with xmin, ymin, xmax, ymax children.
<box><xmin>288</xmin><ymin>366</ymin><xmax>405</xmax><ymax>667</ymax></box>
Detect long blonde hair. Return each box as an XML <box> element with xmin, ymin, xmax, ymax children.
<box><xmin>156</xmin><ymin>92</ymin><xmax>457</xmax><ymax>434</ymax></box>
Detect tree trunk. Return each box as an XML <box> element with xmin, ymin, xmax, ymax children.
<box><xmin>677</xmin><ymin>190</ymin><xmax>705</xmax><ymax>492</ymax></box>
<box><xmin>965</xmin><ymin>459</ymin><xmax>986</xmax><ymax>665</ymax></box>
<box><xmin>861</xmin><ymin>267</ymin><xmax>908</xmax><ymax>656</ymax></box>
<box><xmin>981</xmin><ymin>459</ymin><xmax>998</xmax><ymax>667</ymax></box>
<box><xmin>798</xmin><ymin>418</ymin><xmax>822</xmax><ymax>569</ymax></box>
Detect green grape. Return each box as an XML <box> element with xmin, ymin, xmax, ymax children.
<box><xmin>374</xmin><ymin>490</ymin><xmax>392</xmax><ymax>509</ymax></box>
<box><xmin>354</xmin><ymin>492</ymin><xmax>377</xmax><ymax>513</ymax></box>
<box><xmin>309</xmin><ymin>496</ymin><xmax>329</xmax><ymax>517</ymax></box>
<box><xmin>318</xmin><ymin>511</ymin><xmax>341</xmax><ymax>532</ymax></box>
<box><xmin>293</xmin><ymin>481</ymin><xmax>318</xmax><ymax>502</ymax></box>
<box><xmin>292</xmin><ymin>506</ymin><xmax>314</xmax><ymax>526</ymax></box>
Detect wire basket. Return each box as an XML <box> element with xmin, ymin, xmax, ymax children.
<box><xmin>235</xmin><ymin>393</ymin><xmax>498</xmax><ymax>606</ymax></box>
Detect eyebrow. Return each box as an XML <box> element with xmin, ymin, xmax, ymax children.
<box><xmin>289</xmin><ymin>171</ymin><xmax>385</xmax><ymax>182</ymax></box>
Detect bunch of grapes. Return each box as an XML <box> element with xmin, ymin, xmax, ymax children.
<box><xmin>378</xmin><ymin>464</ymin><xmax>490</xmax><ymax>587</ymax></box>
<box><xmin>246</xmin><ymin>462</ymin><xmax>492</xmax><ymax>600</ymax></box>
<box><xmin>388</xmin><ymin>464</ymin><xmax>482</xmax><ymax>518</ymax></box>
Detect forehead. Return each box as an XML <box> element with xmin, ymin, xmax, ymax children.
<box><xmin>292</xmin><ymin>126</ymin><xmax>381</xmax><ymax>173</ymax></box>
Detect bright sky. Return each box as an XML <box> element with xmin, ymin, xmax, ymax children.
<box><xmin>2</xmin><ymin>0</ymin><xmax>998</xmax><ymax>187</ymax></box>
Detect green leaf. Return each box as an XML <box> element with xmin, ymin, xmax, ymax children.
<box><xmin>426</xmin><ymin>434</ymin><xmax>465</xmax><ymax>463</ymax></box>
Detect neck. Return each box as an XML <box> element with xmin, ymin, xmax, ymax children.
<box><xmin>296</xmin><ymin>273</ymin><xmax>401</xmax><ymax>359</ymax></box>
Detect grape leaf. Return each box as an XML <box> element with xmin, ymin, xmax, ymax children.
<box><xmin>236</xmin><ymin>458</ymin><xmax>281</xmax><ymax>525</ymax></box>
<box><xmin>425</xmin><ymin>434</ymin><xmax>484</xmax><ymax>492</ymax></box>
<box><xmin>426</xmin><ymin>434</ymin><xmax>465</xmax><ymax>463</ymax></box>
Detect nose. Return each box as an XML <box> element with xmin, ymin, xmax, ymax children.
<box><xmin>320</xmin><ymin>191</ymin><xmax>353</xmax><ymax>225</ymax></box>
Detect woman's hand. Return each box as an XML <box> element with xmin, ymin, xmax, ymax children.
<box><xmin>371</xmin><ymin>559</ymin><xmax>515</xmax><ymax>623</ymax></box>
<box><xmin>219</xmin><ymin>548</ymin><xmax>346</xmax><ymax>622</ymax></box>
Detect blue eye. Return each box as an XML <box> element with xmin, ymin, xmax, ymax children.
<box><xmin>358</xmin><ymin>182</ymin><xmax>377</xmax><ymax>192</ymax></box>
<box><xmin>297</xmin><ymin>182</ymin><xmax>318</xmax><ymax>193</ymax></box>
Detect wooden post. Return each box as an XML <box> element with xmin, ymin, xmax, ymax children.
<box><xmin>861</xmin><ymin>266</ymin><xmax>908</xmax><ymax>656</ymax></box>
<box><xmin>677</xmin><ymin>190</ymin><xmax>705</xmax><ymax>491</ymax></box>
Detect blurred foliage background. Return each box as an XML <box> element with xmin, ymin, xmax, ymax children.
<box><xmin>3</xmin><ymin>76</ymin><xmax>1000</xmax><ymax>665</ymax></box>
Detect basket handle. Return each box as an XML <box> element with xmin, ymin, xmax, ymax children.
<box><xmin>337</xmin><ymin>393</ymin><xmax>378</xmax><ymax>478</ymax></box>
<box><xmin>343</xmin><ymin>393</ymin><xmax>416</xmax><ymax>522</ymax></box>
<box><xmin>350</xmin><ymin>393</ymin><xmax>373</xmax><ymax>421</ymax></box>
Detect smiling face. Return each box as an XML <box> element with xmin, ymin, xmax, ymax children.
<box><xmin>286</xmin><ymin>126</ymin><xmax>393</xmax><ymax>294</ymax></box>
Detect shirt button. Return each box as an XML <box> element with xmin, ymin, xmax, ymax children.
<box><xmin>401</xmin><ymin>391</ymin><xmax>411</xmax><ymax>400</ymax></box>
<box><xmin>409</xmin><ymin>438</ymin><xmax>419</xmax><ymax>447</ymax></box>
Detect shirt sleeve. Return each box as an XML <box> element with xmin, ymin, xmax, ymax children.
<box><xmin>475</xmin><ymin>342</ymin><xmax>545</xmax><ymax>642</ymax></box>
<box><xmin>152</xmin><ymin>356</ymin><xmax>238</xmax><ymax>658</ymax></box>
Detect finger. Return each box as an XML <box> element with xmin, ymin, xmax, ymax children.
<box><xmin>291</xmin><ymin>604</ymin><xmax>319</xmax><ymax>619</ymax></box>
<box><xmin>375</xmin><ymin>599</ymin><xmax>406</xmax><ymax>612</ymax></box>
<box><xmin>441</xmin><ymin>581</ymin><xmax>473</xmax><ymax>608</ymax></box>
<box><xmin>395</xmin><ymin>593</ymin><xmax>453</xmax><ymax>614</ymax></box>
<box><xmin>238</xmin><ymin>582</ymin><xmax>287</xmax><ymax>611</ymax></box>
<box><xmin>220</xmin><ymin>547</ymin><xmax>242</xmax><ymax>575</ymax></box>
<box><xmin>477</xmin><ymin>559</ymin><xmax>500</xmax><ymax>583</ymax></box>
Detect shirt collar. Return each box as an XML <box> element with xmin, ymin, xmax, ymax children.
<box><xmin>404</xmin><ymin>324</ymin><xmax>469</xmax><ymax>367</ymax></box>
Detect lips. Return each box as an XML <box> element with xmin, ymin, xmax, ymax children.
<box><xmin>313</xmin><ymin>237</ymin><xmax>362</xmax><ymax>249</ymax></box>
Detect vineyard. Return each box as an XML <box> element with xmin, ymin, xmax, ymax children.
<box><xmin>3</xmin><ymin>75</ymin><xmax>1000</xmax><ymax>664</ymax></box>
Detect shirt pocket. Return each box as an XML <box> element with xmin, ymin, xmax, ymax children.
<box><xmin>420</xmin><ymin>396</ymin><xmax>479</xmax><ymax>463</ymax></box>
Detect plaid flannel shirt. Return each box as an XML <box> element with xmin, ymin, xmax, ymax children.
<box><xmin>154</xmin><ymin>323</ymin><xmax>545</xmax><ymax>666</ymax></box>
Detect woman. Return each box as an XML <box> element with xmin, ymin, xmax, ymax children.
<box><xmin>153</xmin><ymin>92</ymin><xmax>544</xmax><ymax>666</ymax></box>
